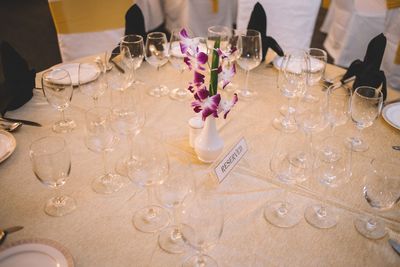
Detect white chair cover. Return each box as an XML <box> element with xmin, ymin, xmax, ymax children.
<box><xmin>136</xmin><ymin>0</ymin><xmax>164</xmax><ymax>32</ymax></box>
<box><xmin>236</xmin><ymin>0</ymin><xmax>320</xmax><ymax>51</ymax></box>
<box><xmin>322</xmin><ymin>0</ymin><xmax>386</xmax><ymax>67</ymax></box>
<box><xmin>382</xmin><ymin>8</ymin><xmax>400</xmax><ymax>90</ymax></box>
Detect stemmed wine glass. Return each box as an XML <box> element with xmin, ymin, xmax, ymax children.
<box><xmin>157</xmin><ymin>160</ymin><xmax>194</xmax><ymax>254</ymax></box>
<box><xmin>354</xmin><ymin>159</ymin><xmax>400</xmax><ymax>239</ymax></box>
<box><xmin>236</xmin><ymin>29</ymin><xmax>262</xmax><ymax>99</ymax></box>
<box><xmin>327</xmin><ymin>85</ymin><xmax>351</xmax><ymax>135</ymax></box>
<box><xmin>121</xmin><ymin>34</ymin><xmax>145</xmax><ymax>85</ymax></box>
<box><xmin>181</xmin><ymin>189</ymin><xmax>224</xmax><ymax>267</ymax></box>
<box><xmin>42</xmin><ymin>69</ymin><xmax>76</xmax><ymax>133</ymax></box>
<box><xmin>110</xmin><ymin>89</ymin><xmax>145</xmax><ymax>177</ymax></box>
<box><xmin>78</xmin><ymin>61</ymin><xmax>106</xmax><ymax>105</ymax></box>
<box><xmin>304</xmin><ymin>48</ymin><xmax>327</xmax><ymax>101</ymax></box>
<box><xmin>169</xmin><ymin>28</ymin><xmax>191</xmax><ymax>101</ymax></box>
<box><xmin>30</xmin><ymin>136</ymin><xmax>76</xmax><ymax>216</ymax></box>
<box><xmin>346</xmin><ymin>86</ymin><xmax>383</xmax><ymax>152</ymax></box>
<box><xmin>223</xmin><ymin>30</ymin><xmax>240</xmax><ymax>92</ymax></box>
<box><xmin>84</xmin><ymin>107</ymin><xmax>126</xmax><ymax>194</ymax></box>
<box><xmin>107</xmin><ymin>46</ymin><xmax>135</xmax><ymax>92</ymax></box>
<box><xmin>207</xmin><ymin>25</ymin><xmax>231</xmax><ymax>54</ymax></box>
<box><xmin>264</xmin><ymin>132</ymin><xmax>310</xmax><ymax>228</ymax></box>
<box><xmin>304</xmin><ymin>135</ymin><xmax>352</xmax><ymax>229</ymax></box>
<box><xmin>127</xmin><ymin>130</ymin><xmax>170</xmax><ymax>233</ymax></box>
<box><xmin>145</xmin><ymin>32</ymin><xmax>169</xmax><ymax>97</ymax></box>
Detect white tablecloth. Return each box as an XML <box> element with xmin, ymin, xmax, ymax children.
<box><xmin>1</xmin><ymin>58</ymin><xmax>400</xmax><ymax>266</ymax></box>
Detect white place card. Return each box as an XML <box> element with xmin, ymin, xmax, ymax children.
<box><xmin>214</xmin><ymin>137</ymin><xmax>248</xmax><ymax>183</ymax></box>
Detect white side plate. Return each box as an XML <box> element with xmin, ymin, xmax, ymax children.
<box><xmin>55</xmin><ymin>63</ymin><xmax>100</xmax><ymax>86</ymax></box>
<box><xmin>0</xmin><ymin>130</ymin><xmax>16</xmax><ymax>163</ymax></box>
<box><xmin>382</xmin><ymin>102</ymin><xmax>400</xmax><ymax>130</ymax></box>
<box><xmin>0</xmin><ymin>239</ymin><xmax>74</xmax><ymax>267</ymax></box>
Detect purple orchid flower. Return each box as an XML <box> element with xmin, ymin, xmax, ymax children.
<box><xmin>218</xmin><ymin>63</ymin><xmax>236</xmax><ymax>89</ymax></box>
<box><xmin>179</xmin><ymin>29</ymin><xmax>199</xmax><ymax>56</ymax></box>
<box><xmin>219</xmin><ymin>93</ymin><xmax>238</xmax><ymax>119</ymax></box>
<box><xmin>183</xmin><ymin>53</ymin><xmax>207</xmax><ymax>71</ymax></box>
<box><xmin>192</xmin><ymin>91</ymin><xmax>221</xmax><ymax>120</ymax></box>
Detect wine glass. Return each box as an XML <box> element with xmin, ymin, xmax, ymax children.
<box><xmin>354</xmin><ymin>159</ymin><xmax>400</xmax><ymax>239</ymax></box>
<box><xmin>327</xmin><ymin>85</ymin><xmax>351</xmax><ymax>136</ymax></box>
<box><xmin>169</xmin><ymin>28</ymin><xmax>191</xmax><ymax>101</ymax></box>
<box><xmin>85</xmin><ymin>107</ymin><xmax>126</xmax><ymax>194</ymax></box>
<box><xmin>78</xmin><ymin>61</ymin><xmax>106</xmax><ymax>105</ymax></box>
<box><xmin>157</xmin><ymin>160</ymin><xmax>194</xmax><ymax>254</ymax></box>
<box><xmin>145</xmin><ymin>32</ymin><xmax>169</xmax><ymax>97</ymax></box>
<box><xmin>304</xmin><ymin>135</ymin><xmax>352</xmax><ymax>229</ymax></box>
<box><xmin>236</xmin><ymin>29</ymin><xmax>262</xmax><ymax>99</ymax></box>
<box><xmin>207</xmin><ymin>25</ymin><xmax>231</xmax><ymax>54</ymax></box>
<box><xmin>264</xmin><ymin>132</ymin><xmax>310</xmax><ymax>228</ymax></box>
<box><xmin>42</xmin><ymin>69</ymin><xmax>76</xmax><ymax>133</ymax></box>
<box><xmin>110</xmin><ymin>89</ymin><xmax>145</xmax><ymax>177</ymax></box>
<box><xmin>181</xmin><ymin>189</ymin><xmax>224</xmax><ymax>267</ymax></box>
<box><xmin>29</xmin><ymin>136</ymin><xmax>76</xmax><ymax>216</ymax></box>
<box><xmin>127</xmin><ymin>130</ymin><xmax>170</xmax><ymax>233</ymax></box>
<box><xmin>107</xmin><ymin>46</ymin><xmax>135</xmax><ymax>92</ymax></box>
<box><xmin>307</xmin><ymin>48</ymin><xmax>327</xmax><ymax>86</ymax></box>
<box><xmin>121</xmin><ymin>34</ymin><xmax>145</xmax><ymax>85</ymax></box>
<box><xmin>346</xmin><ymin>86</ymin><xmax>383</xmax><ymax>152</ymax></box>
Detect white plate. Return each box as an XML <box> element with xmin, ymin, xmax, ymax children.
<box><xmin>55</xmin><ymin>63</ymin><xmax>100</xmax><ymax>86</ymax></box>
<box><xmin>382</xmin><ymin>102</ymin><xmax>400</xmax><ymax>130</ymax></box>
<box><xmin>0</xmin><ymin>130</ymin><xmax>16</xmax><ymax>163</ymax></box>
<box><xmin>0</xmin><ymin>239</ymin><xmax>74</xmax><ymax>267</ymax></box>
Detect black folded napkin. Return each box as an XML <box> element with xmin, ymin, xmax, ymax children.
<box><xmin>247</xmin><ymin>2</ymin><xmax>284</xmax><ymax>61</ymax></box>
<box><xmin>0</xmin><ymin>41</ymin><xmax>35</xmax><ymax>116</ymax></box>
<box><xmin>125</xmin><ymin>4</ymin><xmax>146</xmax><ymax>41</ymax></box>
<box><xmin>341</xmin><ymin>33</ymin><xmax>387</xmax><ymax>101</ymax></box>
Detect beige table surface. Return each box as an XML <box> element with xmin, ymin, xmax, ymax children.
<box><xmin>1</xmin><ymin>58</ymin><xmax>400</xmax><ymax>267</ymax></box>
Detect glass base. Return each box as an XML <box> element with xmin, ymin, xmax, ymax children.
<box><xmin>264</xmin><ymin>201</ymin><xmax>302</xmax><ymax>228</ymax></box>
<box><xmin>236</xmin><ymin>89</ymin><xmax>257</xmax><ymax>99</ymax></box>
<box><xmin>183</xmin><ymin>254</ymin><xmax>218</xmax><ymax>267</ymax></box>
<box><xmin>44</xmin><ymin>195</ymin><xmax>76</xmax><ymax>217</ymax></box>
<box><xmin>52</xmin><ymin>119</ymin><xmax>76</xmax><ymax>133</ymax></box>
<box><xmin>354</xmin><ymin>216</ymin><xmax>387</xmax><ymax>240</ymax></box>
<box><xmin>304</xmin><ymin>204</ymin><xmax>338</xmax><ymax>229</ymax></box>
<box><xmin>148</xmin><ymin>85</ymin><xmax>169</xmax><ymax>97</ymax></box>
<box><xmin>272</xmin><ymin>117</ymin><xmax>298</xmax><ymax>133</ymax></box>
<box><xmin>345</xmin><ymin>136</ymin><xmax>368</xmax><ymax>152</ymax></box>
<box><xmin>279</xmin><ymin>105</ymin><xmax>296</xmax><ymax>116</ymax></box>
<box><xmin>115</xmin><ymin>155</ymin><xmax>137</xmax><ymax>177</ymax></box>
<box><xmin>133</xmin><ymin>205</ymin><xmax>170</xmax><ymax>233</ymax></box>
<box><xmin>91</xmin><ymin>173</ymin><xmax>127</xmax><ymax>194</ymax></box>
<box><xmin>158</xmin><ymin>224</ymin><xmax>190</xmax><ymax>254</ymax></box>
<box><xmin>169</xmin><ymin>88</ymin><xmax>191</xmax><ymax>101</ymax></box>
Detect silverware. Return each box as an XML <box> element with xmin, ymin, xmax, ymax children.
<box><xmin>0</xmin><ymin>120</ymin><xmax>22</xmax><ymax>132</ymax></box>
<box><xmin>392</xmin><ymin>146</ymin><xmax>400</xmax><ymax>151</ymax></box>
<box><xmin>1</xmin><ymin>117</ymin><xmax>42</xmax><ymax>127</ymax></box>
<box><xmin>389</xmin><ymin>239</ymin><xmax>400</xmax><ymax>256</ymax></box>
<box><xmin>0</xmin><ymin>226</ymin><xmax>24</xmax><ymax>245</ymax></box>
<box><xmin>110</xmin><ymin>59</ymin><xmax>125</xmax><ymax>74</ymax></box>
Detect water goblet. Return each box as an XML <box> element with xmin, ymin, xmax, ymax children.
<box><xmin>29</xmin><ymin>136</ymin><xmax>76</xmax><ymax>216</ymax></box>
<box><xmin>327</xmin><ymin>85</ymin><xmax>351</xmax><ymax>135</ymax></box>
<box><xmin>121</xmin><ymin>34</ymin><xmax>145</xmax><ymax>85</ymax></box>
<box><xmin>145</xmin><ymin>32</ymin><xmax>169</xmax><ymax>97</ymax></box>
<box><xmin>169</xmin><ymin>28</ymin><xmax>191</xmax><ymax>101</ymax></box>
<box><xmin>304</xmin><ymin>135</ymin><xmax>352</xmax><ymax>229</ymax></box>
<box><xmin>127</xmin><ymin>130</ymin><xmax>170</xmax><ymax>233</ymax></box>
<box><xmin>78</xmin><ymin>61</ymin><xmax>106</xmax><ymax>105</ymax></box>
<box><xmin>236</xmin><ymin>29</ymin><xmax>262</xmax><ymax>99</ymax></box>
<box><xmin>157</xmin><ymin>161</ymin><xmax>194</xmax><ymax>254</ymax></box>
<box><xmin>207</xmin><ymin>25</ymin><xmax>231</xmax><ymax>54</ymax></box>
<box><xmin>42</xmin><ymin>69</ymin><xmax>76</xmax><ymax>133</ymax></box>
<box><xmin>264</xmin><ymin>132</ymin><xmax>310</xmax><ymax>228</ymax></box>
<box><xmin>345</xmin><ymin>86</ymin><xmax>383</xmax><ymax>152</ymax></box>
<box><xmin>85</xmin><ymin>107</ymin><xmax>126</xmax><ymax>194</ymax></box>
<box><xmin>354</xmin><ymin>159</ymin><xmax>400</xmax><ymax>239</ymax></box>
<box><xmin>181</xmin><ymin>189</ymin><xmax>224</xmax><ymax>267</ymax></box>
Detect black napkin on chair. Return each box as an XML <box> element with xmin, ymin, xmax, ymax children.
<box><xmin>247</xmin><ymin>2</ymin><xmax>284</xmax><ymax>61</ymax></box>
<box><xmin>0</xmin><ymin>41</ymin><xmax>35</xmax><ymax>116</ymax></box>
<box><xmin>341</xmin><ymin>33</ymin><xmax>387</xmax><ymax>101</ymax></box>
<box><xmin>125</xmin><ymin>4</ymin><xmax>146</xmax><ymax>41</ymax></box>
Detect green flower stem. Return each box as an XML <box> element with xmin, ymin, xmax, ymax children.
<box><xmin>209</xmin><ymin>39</ymin><xmax>220</xmax><ymax>96</ymax></box>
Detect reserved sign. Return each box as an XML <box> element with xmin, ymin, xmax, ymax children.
<box><xmin>214</xmin><ymin>137</ymin><xmax>248</xmax><ymax>183</ymax></box>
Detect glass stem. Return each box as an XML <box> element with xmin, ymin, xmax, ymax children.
<box><xmin>278</xmin><ymin>190</ymin><xmax>289</xmax><ymax>216</ymax></box>
<box><xmin>284</xmin><ymin>97</ymin><xmax>294</xmax><ymax>123</ymax></box>
<box><xmin>133</xmin><ymin>68</ymin><xmax>137</xmax><ymax>83</ymax></box>
<box><xmin>102</xmin><ymin>150</ymin><xmax>109</xmax><ymax>176</ymax></box>
<box><xmin>61</xmin><ymin>110</ymin><xmax>66</xmax><ymax>122</ymax></box>
<box><xmin>244</xmin><ymin>70</ymin><xmax>250</xmax><ymax>93</ymax></box>
<box><xmin>146</xmin><ymin>185</ymin><xmax>157</xmax><ymax>218</ymax></box>
<box><xmin>317</xmin><ymin>186</ymin><xmax>329</xmax><ymax>218</ymax></box>
<box><xmin>129</xmin><ymin>134</ymin><xmax>135</xmax><ymax>160</ymax></box>
<box><xmin>93</xmin><ymin>97</ymin><xmax>98</xmax><ymax>106</ymax></box>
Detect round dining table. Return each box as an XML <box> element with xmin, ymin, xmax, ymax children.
<box><xmin>0</xmin><ymin>55</ymin><xmax>399</xmax><ymax>266</ymax></box>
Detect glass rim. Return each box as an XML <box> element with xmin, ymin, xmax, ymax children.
<box><xmin>146</xmin><ymin>32</ymin><xmax>167</xmax><ymax>39</ymax></box>
<box><xmin>207</xmin><ymin>25</ymin><xmax>231</xmax><ymax>34</ymax></box>
<box><xmin>308</xmin><ymin>48</ymin><xmax>327</xmax><ymax>58</ymax></box>
<box><xmin>240</xmin><ymin>29</ymin><xmax>261</xmax><ymax>38</ymax></box>
<box><xmin>42</xmin><ymin>68</ymin><xmax>70</xmax><ymax>81</ymax></box>
<box><xmin>354</xmin><ymin>86</ymin><xmax>383</xmax><ymax>100</ymax></box>
<box><xmin>30</xmin><ymin>136</ymin><xmax>67</xmax><ymax>157</ymax></box>
<box><xmin>121</xmin><ymin>34</ymin><xmax>143</xmax><ymax>44</ymax></box>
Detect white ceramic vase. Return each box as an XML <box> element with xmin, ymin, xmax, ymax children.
<box><xmin>194</xmin><ymin>116</ymin><xmax>224</xmax><ymax>163</ymax></box>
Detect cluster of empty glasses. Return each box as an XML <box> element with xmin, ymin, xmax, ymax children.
<box><xmin>266</xmin><ymin>47</ymin><xmax>400</xmax><ymax>240</ymax></box>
